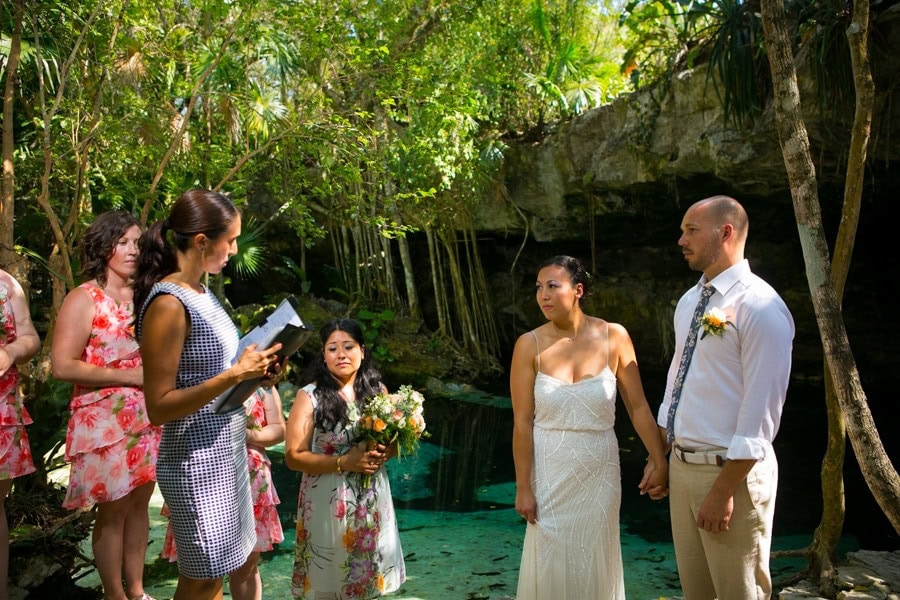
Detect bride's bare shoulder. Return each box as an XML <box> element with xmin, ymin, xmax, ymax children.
<box><xmin>588</xmin><ymin>317</ymin><xmax>631</xmax><ymax>339</ymax></box>
<box><xmin>517</xmin><ymin>324</ymin><xmax>551</xmax><ymax>340</ymax></box>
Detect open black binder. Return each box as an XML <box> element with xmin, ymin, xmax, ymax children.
<box><xmin>211</xmin><ymin>297</ymin><xmax>315</xmax><ymax>414</ymax></box>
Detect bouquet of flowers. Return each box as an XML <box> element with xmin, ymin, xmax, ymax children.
<box><xmin>356</xmin><ymin>385</ymin><xmax>428</xmax><ymax>486</ymax></box>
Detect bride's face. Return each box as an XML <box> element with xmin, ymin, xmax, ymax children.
<box><xmin>535</xmin><ymin>265</ymin><xmax>583</xmax><ymax>319</ymax></box>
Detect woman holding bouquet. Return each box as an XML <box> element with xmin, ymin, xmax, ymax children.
<box><xmin>285</xmin><ymin>319</ymin><xmax>406</xmax><ymax>599</ymax></box>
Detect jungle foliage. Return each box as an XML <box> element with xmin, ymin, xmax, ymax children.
<box><xmin>1</xmin><ymin>0</ymin><xmax>890</xmax><ymax>593</ymax></box>
<box><xmin>0</xmin><ymin>2</ymin><xmax>638</xmax><ymax>556</ymax></box>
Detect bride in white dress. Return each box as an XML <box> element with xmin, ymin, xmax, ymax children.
<box><xmin>511</xmin><ymin>255</ymin><xmax>670</xmax><ymax>599</ymax></box>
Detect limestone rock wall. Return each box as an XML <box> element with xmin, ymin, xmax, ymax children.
<box><xmin>481</xmin><ymin>5</ymin><xmax>900</xmax><ymax>241</ymax></box>
<box><xmin>472</xmin><ymin>8</ymin><xmax>900</xmax><ymax>393</ymax></box>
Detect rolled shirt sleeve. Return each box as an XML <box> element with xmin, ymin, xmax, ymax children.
<box><xmin>726</xmin><ymin>293</ymin><xmax>794</xmax><ymax>460</ymax></box>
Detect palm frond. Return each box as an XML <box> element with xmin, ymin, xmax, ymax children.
<box><xmin>230</xmin><ymin>216</ymin><xmax>269</xmax><ymax>280</ymax></box>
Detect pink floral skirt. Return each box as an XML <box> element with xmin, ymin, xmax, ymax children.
<box><xmin>63</xmin><ymin>390</ymin><xmax>160</xmax><ymax>508</ymax></box>
<box><xmin>0</xmin><ymin>425</ymin><xmax>35</xmax><ymax>480</ymax></box>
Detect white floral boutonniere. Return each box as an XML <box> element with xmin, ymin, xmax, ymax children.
<box><xmin>700</xmin><ymin>307</ymin><xmax>735</xmax><ymax>339</ymax></box>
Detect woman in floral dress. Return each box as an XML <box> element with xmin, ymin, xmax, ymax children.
<box><xmin>161</xmin><ymin>385</ymin><xmax>285</xmax><ymax>593</ymax></box>
<box><xmin>51</xmin><ymin>212</ymin><xmax>161</xmax><ymax>600</ymax></box>
<box><xmin>285</xmin><ymin>319</ymin><xmax>405</xmax><ymax>600</ymax></box>
<box><xmin>0</xmin><ymin>268</ymin><xmax>41</xmax><ymax>599</ymax></box>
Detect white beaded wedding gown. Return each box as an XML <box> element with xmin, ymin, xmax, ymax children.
<box><xmin>516</xmin><ymin>328</ymin><xmax>625</xmax><ymax>600</ymax></box>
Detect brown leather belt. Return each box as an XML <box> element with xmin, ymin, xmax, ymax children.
<box><xmin>673</xmin><ymin>444</ymin><xmax>727</xmax><ymax>466</ymax></box>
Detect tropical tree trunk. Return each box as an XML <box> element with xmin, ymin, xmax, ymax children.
<box><xmin>339</xmin><ymin>223</ymin><xmax>352</xmax><ymax>293</ymax></box>
<box><xmin>439</xmin><ymin>226</ymin><xmax>472</xmax><ymax>347</ymax></box>
<box><xmin>426</xmin><ymin>226</ymin><xmax>451</xmax><ymax>337</ymax></box>
<box><xmin>397</xmin><ymin>235</ymin><xmax>421</xmax><ymax>319</ymax></box>
<box><xmin>1</xmin><ymin>0</ymin><xmax>25</xmax><ymax>281</ymax></box>
<box><xmin>30</xmin><ymin>0</ymin><xmax>105</xmax><ymax>290</ymax></box>
<box><xmin>462</xmin><ymin>224</ymin><xmax>500</xmax><ymax>359</ymax></box>
<box><xmin>808</xmin><ymin>0</ymin><xmax>876</xmax><ymax>586</ymax></box>
<box><xmin>379</xmin><ymin>233</ymin><xmax>398</xmax><ymax>310</ymax></box>
<box><xmin>760</xmin><ymin>0</ymin><xmax>900</xmax><ymax>536</ymax></box>
<box><xmin>811</xmin><ymin>369</ymin><xmax>846</xmax><ymax>593</ymax></box>
<box><xmin>140</xmin><ymin>15</ymin><xmax>242</xmax><ymax>224</ymax></box>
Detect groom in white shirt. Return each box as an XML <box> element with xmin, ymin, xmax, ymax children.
<box><xmin>657</xmin><ymin>195</ymin><xmax>795</xmax><ymax>599</ymax></box>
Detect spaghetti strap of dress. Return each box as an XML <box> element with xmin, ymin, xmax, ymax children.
<box><xmin>604</xmin><ymin>320</ymin><xmax>610</xmax><ymax>373</ymax></box>
<box><xmin>530</xmin><ymin>330</ymin><xmax>542</xmax><ymax>373</ymax></box>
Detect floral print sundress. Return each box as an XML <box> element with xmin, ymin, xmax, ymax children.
<box><xmin>63</xmin><ymin>283</ymin><xmax>161</xmax><ymax>508</ymax></box>
<box><xmin>0</xmin><ymin>282</ymin><xmax>36</xmax><ymax>480</ymax></box>
<box><xmin>161</xmin><ymin>387</ymin><xmax>284</xmax><ymax>558</ymax></box>
<box><xmin>292</xmin><ymin>383</ymin><xmax>406</xmax><ymax>599</ymax></box>
<box><xmin>246</xmin><ymin>388</ymin><xmax>285</xmax><ymax>551</ymax></box>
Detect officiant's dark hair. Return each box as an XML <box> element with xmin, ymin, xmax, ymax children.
<box><xmin>133</xmin><ymin>188</ymin><xmax>239</xmax><ymax>314</ymax></box>
<box><xmin>305</xmin><ymin>318</ymin><xmax>384</xmax><ymax>432</ymax></box>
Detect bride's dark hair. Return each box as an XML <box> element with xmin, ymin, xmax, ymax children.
<box><xmin>303</xmin><ymin>319</ymin><xmax>384</xmax><ymax>432</ymax></box>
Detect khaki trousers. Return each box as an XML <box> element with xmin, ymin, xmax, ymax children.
<box><xmin>669</xmin><ymin>450</ymin><xmax>778</xmax><ymax>600</ymax></box>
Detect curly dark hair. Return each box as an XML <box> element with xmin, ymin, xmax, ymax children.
<box><xmin>133</xmin><ymin>189</ymin><xmax>239</xmax><ymax>312</ymax></box>
<box><xmin>302</xmin><ymin>319</ymin><xmax>384</xmax><ymax>432</ymax></box>
<box><xmin>537</xmin><ymin>255</ymin><xmax>593</xmax><ymax>305</ymax></box>
<box><xmin>78</xmin><ymin>211</ymin><xmax>141</xmax><ymax>287</ymax></box>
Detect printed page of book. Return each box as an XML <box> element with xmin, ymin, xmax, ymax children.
<box><xmin>236</xmin><ymin>296</ymin><xmax>304</xmax><ymax>354</ymax></box>
<box><xmin>212</xmin><ymin>296</ymin><xmax>313</xmax><ymax>414</ymax></box>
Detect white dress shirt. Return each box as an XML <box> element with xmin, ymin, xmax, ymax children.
<box><xmin>657</xmin><ymin>259</ymin><xmax>795</xmax><ymax>461</ymax></box>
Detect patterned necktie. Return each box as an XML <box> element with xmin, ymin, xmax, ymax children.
<box><xmin>666</xmin><ymin>284</ymin><xmax>715</xmax><ymax>443</ymax></box>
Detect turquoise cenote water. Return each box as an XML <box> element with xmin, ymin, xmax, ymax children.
<box><xmin>77</xmin><ymin>379</ymin><xmax>854</xmax><ymax>599</ymax></box>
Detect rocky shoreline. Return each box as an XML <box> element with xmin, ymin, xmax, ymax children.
<box><xmin>777</xmin><ymin>550</ymin><xmax>900</xmax><ymax>600</ymax></box>
<box><xmin>656</xmin><ymin>551</ymin><xmax>900</xmax><ymax>600</ymax></box>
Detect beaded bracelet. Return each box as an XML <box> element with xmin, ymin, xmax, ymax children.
<box><xmin>336</xmin><ymin>456</ymin><xmax>344</xmax><ymax>473</ymax></box>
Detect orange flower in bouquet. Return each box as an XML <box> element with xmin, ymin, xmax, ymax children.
<box><xmin>356</xmin><ymin>385</ymin><xmax>428</xmax><ymax>486</ymax></box>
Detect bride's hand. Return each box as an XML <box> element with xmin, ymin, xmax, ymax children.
<box><xmin>639</xmin><ymin>458</ymin><xmax>669</xmax><ymax>500</ymax></box>
<box><xmin>515</xmin><ymin>488</ymin><xmax>538</xmax><ymax>524</ymax></box>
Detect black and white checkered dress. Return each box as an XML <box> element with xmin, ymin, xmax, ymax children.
<box><xmin>137</xmin><ymin>282</ymin><xmax>255</xmax><ymax>579</ymax></box>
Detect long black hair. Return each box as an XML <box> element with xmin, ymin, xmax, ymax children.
<box><xmin>133</xmin><ymin>189</ymin><xmax>239</xmax><ymax>312</ymax></box>
<box><xmin>303</xmin><ymin>319</ymin><xmax>384</xmax><ymax>432</ymax></box>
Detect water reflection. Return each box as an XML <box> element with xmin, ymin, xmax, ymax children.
<box><xmin>413</xmin><ymin>395</ymin><xmax>513</xmax><ymax>512</ymax></box>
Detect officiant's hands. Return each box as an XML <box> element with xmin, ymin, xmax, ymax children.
<box><xmin>260</xmin><ymin>355</ymin><xmax>288</xmax><ymax>387</ymax></box>
<box><xmin>232</xmin><ymin>342</ymin><xmax>283</xmax><ymax>381</ymax></box>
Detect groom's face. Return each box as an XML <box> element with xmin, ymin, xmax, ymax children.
<box><xmin>678</xmin><ymin>205</ymin><xmax>723</xmax><ymax>274</ymax></box>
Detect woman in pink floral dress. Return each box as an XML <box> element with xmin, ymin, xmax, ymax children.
<box><xmin>51</xmin><ymin>212</ymin><xmax>161</xmax><ymax>600</ymax></box>
<box><xmin>0</xmin><ymin>268</ymin><xmax>41</xmax><ymax>598</ymax></box>
<box><xmin>160</xmin><ymin>385</ymin><xmax>285</xmax><ymax>594</ymax></box>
